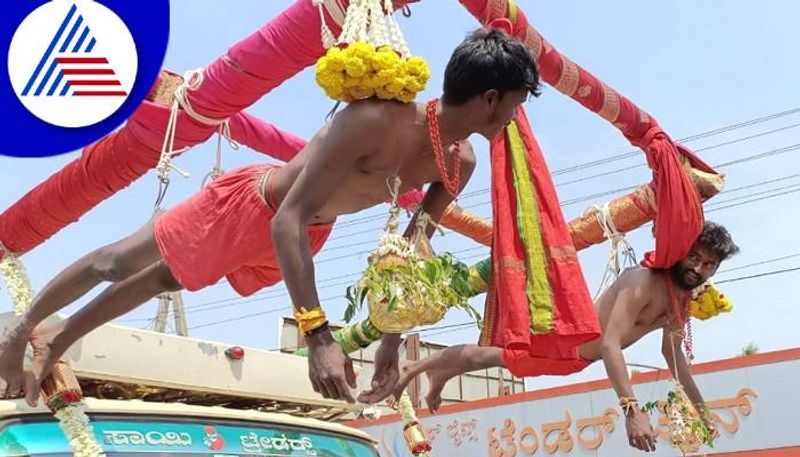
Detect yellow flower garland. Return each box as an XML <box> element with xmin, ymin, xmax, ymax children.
<box><xmin>689</xmin><ymin>284</ymin><xmax>733</xmax><ymax>321</ymax></box>
<box><xmin>316</xmin><ymin>42</ymin><xmax>430</xmax><ymax>103</ymax></box>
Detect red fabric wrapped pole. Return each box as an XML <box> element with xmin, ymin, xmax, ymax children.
<box><xmin>458</xmin><ymin>0</ymin><xmax>717</xmax><ymax>268</ymax></box>
<box><xmin>0</xmin><ymin>126</ymin><xmax>158</xmax><ymax>256</ymax></box>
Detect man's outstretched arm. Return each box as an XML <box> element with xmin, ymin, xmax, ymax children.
<box><xmin>272</xmin><ymin>103</ymin><xmax>385</xmax><ymax>403</ymax></box>
<box><xmin>600</xmin><ymin>271</ymin><xmax>659</xmax><ymax>452</ymax></box>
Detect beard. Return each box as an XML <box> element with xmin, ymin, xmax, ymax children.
<box><xmin>670</xmin><ymin>265</ymin><xmax>703</xmax><ymax>291</ymax></box>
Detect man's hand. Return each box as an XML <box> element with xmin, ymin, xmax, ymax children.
<box><xmin>358</xmin><ymin>334</ymin><xmax>401</xmax><ymax>404</ymax></box>
<box><xmin>307</xmin><ymin>330</ymin><xmax>357</xmax><ymax>403</ymax></box>
<box><xmin>625</xmin><ymin>410</ymin><xmax>658</xmax><ymax>452</ymax></box>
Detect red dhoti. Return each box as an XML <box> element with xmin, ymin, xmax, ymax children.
<box><xmin>154</xmin><ymin>164</ymin><xmax>333</xmax><ymax>296</ymax></box>
<box><xmin>502</xmin><ymin>348</ymin><xmax>594</xmax><ymax>378</ymax></box>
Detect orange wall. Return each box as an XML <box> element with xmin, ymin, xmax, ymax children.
<box><xmin>347</xmin><ymin>347</ymin><xmax>800</xmax><ymax>429</ymax></box>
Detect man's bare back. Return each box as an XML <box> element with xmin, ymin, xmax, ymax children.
<box><xmin>0</xmin><ymin>27</ymin><xmax>541</xmax><ymax>406</ymax></box>
<box><xmin>392</xmin><ymin>267</ymin><xmax>674</xmax><ymax>408</ymax></box>
<box><xmin>270</xmin><ymin>100</ymin><xmax>472</xmax><ymax>224</ymax></box>
<box><xmin>579</xmin><ymin>268</ymin><xmax>671</xmax><ymax>360</ymax></box>
<box><xmin>271</xmin><ymin>95</ymin><xmax>492</xmax><ymax>404</ymax></box>
<box><xmin>392</xmin><ymin>224</ymin><xmax>740</xmax><ymax>453</ymax></box>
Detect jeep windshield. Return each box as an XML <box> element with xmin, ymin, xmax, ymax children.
<box><xmin>0</xmin><ymin>414</ymin><xmax>379</xmax><ymax>456</ymax></box>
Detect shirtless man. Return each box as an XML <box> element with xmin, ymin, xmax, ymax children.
<box><xmin>391</xmin><ymin>222</ymin><xmax>739</xmax><ymax>453</ymax></box>
<box><xmin>0</xmin><ymin>28</ymin><xmax>540</xmax><ymax>407</ymax></box>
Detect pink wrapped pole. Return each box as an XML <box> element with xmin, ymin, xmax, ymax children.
<box><xmin>0</xmin><ymin>0</ymin><xmax>422</xmax><ymax>258</ymax></box>
<box><xmin>186</xmin><ymin>0</ymin><xmax>417</xmax><ymax>119</ymax></box>
<box><xmin>229</xmin><ymin>112</ymin><xmax>306</xmax><ymax>162</ymax></box>
<box><xmin>0</xmin><ymin>72</ymin><xmax>304</xmax><ymax>257</ymax></box>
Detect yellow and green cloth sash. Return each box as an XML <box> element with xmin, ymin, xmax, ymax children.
<box><xmin>485</xmin><ymin>106</ymin><xmax>600</xmax><ymax>358</ymax></box>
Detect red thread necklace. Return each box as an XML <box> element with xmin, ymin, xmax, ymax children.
<box><xmin>667</xmin><ymin>274</ymin><xmax>695</xmax><ymax>361</ymax></box>
<box><xmin>426</xmin><ymin>99</ymin><xmax>461</xmax><ymax>197</ymax></box>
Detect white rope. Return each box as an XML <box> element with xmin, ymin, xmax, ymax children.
<box><xmin>155</xmin><ymin>95</ymin><xmax>190</xmax><ymax>183</ymax></box>
<box><xmin>386</xmin><ymin>5</ymin><xmax>410</xmax><ymax>57</ymax></box>
<box><xmin>590</xmin><ymin>202</ymin><xmax>638</xmax><ymax>300</ymax></box>
<box><xmin>173</xmin><ymin>69</ymin><xmax>228</xmax><ymax>127</ymax></box>
<box><xmin>399</xmin><ymin>196</ymin><xmax>446</xmax><ymax>237</ymax></box>
<box><xmin>313</xmin><ymin>0</ymin><xmax>412</xmax><ymax>56</ymax></box>
<box><xmin>314</xmin><ymin>0</ymin><xmax>339</xmax><ymax>48</ymax></box>
<box><xmin>201</xmin><ymin>121</ymin><xmax>240</xmax><ymax>188</ymax></box>
<box><xmin>156</xmin><ymin>69</ymin><xmax>230</xmax><ymax>183</ymax></box>
<box><xmin>155</xmin><ymin>69</ymin><xmax>240</xmax><ymax>207</ymax></box>
<box><xmin>414</xmin><ymin>210</ymin><xmax>433</xmax><ymax>233</ymax></box>
<box><xmin>315</xmin><ymin>0</ymin><xmax>346</xmax><ymax>27</ymax></box>
<box><xmin>385</xmin><ymin>176</ymin><xmax>402</xmax><ymax>233</ymax></box>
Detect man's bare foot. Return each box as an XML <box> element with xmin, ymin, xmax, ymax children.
<box><xmin>0</xmin><ymin>319</ymin><xmax>33</xmax><ymax>399</ymax></box>
<box><xmin>388</xmin><ymin>345</ymin><xmax>504</xmax><ymax>413</ymax></box>
<box><xmin>388</xmin><ymin>358</ymin><xmax>459</xmax><ymax>414</ymax></box>
<box><xmin>24</xmin><ymin>323</ymin><xmax>67</xmax><ymax>407</ymax></box>
<box><xmin>423</xmin><ymin>363</ymin><xmax>462</xmax><ymax>414</ymax></box>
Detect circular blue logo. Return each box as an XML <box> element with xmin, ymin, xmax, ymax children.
<box><xmin>1</xmin><ymin>0</ymin><xmax>169</xmax><ymax>157</ymax></box>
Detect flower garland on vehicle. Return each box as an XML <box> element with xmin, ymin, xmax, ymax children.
<box><xmin>49</xmin><ymin>389</ymin><xmax>105</xmax><ymax>457</ymax></box>
<box><xmin>398</xmin><ymin>391</ymin><xmax>432</xmax><ymax>456</ymax></box>
<box><xmin>314</xmin><ymin>0</ymin><xmax>430</xmax><ymax>103</ymax></box>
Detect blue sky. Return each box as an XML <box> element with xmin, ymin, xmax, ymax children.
<box><xmin>1</xmin><ymin>0</ymin><xmax>799</xmax><ymax>392</ymax></box>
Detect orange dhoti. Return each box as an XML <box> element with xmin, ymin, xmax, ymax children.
<box><xmin>154</xmin><ymin>164</ymin><xmax>333</xmax><ymax>296</ymax></box>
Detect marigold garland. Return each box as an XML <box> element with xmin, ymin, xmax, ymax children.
<box><xmin>689</xmin><ymin>282</ymin><xmax>732</xmax><ymax>321</ymax></box>
<box><xmin>316</xmin><ymin>43</ymin><xmax>430</xmax><ymax>103</ymax></box>
<box><xmin>314</xmin><ymin>0</ymin><xmax>430</xmax><ymax>103</ymax></box>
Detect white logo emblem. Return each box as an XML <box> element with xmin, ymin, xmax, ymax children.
<box><xmin>8</xmin><ymin>0</ymin><xmax>138</xmax><ymax>128</ymax></box>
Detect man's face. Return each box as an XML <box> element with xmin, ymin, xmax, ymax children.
<box><xmin>671</xmin><ymin>244</ymin><xmax>722</xmax><ymax>290</ymax></box>
<box><xmin>477</xmin><ymin>89</ymin><xmax>529</xmax><ymax>139</ymax></box>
